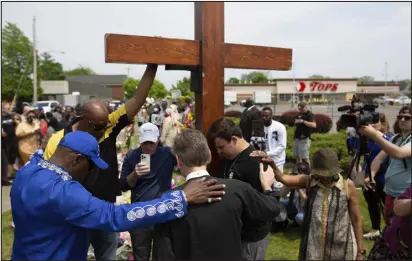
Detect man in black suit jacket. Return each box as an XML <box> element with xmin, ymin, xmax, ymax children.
<box><xmin>152</xmin><ymin>129</ymin><xmax>281</xmax><ymax>260</ymax></box>
<box><xmin>239</xmin><ymin>98</ymin><xmax>261</xmax><ymax>142</ymax></box>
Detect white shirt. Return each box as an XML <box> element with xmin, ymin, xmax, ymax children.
<box><xmin>264</xmin><ymin>120</ymin><xmax>287</xmax><ymax>167</ymax></box>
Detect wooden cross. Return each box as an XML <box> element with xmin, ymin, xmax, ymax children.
<box><xmin>105</xmin><ymin>2</ymin><xmax>292</xmax><ymax>173</ymax></box>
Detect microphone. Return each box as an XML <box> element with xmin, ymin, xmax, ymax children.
<box><xmin>337</xmin><ymin>105</ymin><xmax>352</xmax><ymax>112</ymax></box>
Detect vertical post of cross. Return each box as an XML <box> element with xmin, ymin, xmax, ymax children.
<box><xmin>192</xmin><ymin>2</ymin><xmax>225</xmax><ymax>174</ymax></box>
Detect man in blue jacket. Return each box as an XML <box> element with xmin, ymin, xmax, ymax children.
<box><xmin>10</xmin><ymin>131</ymin><xmax>225</xmax><ymax>260</ymax></box>
<box><xmin>120</xmin><ymin>122</ymin><xmax>177</xmax><ymax>260</ymax></box>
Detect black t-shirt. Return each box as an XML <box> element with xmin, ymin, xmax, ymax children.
<box><xmin>217</xmin><ymin>145</ymin><xmax>270</xmax><ymax>242</ymax></box>
<box><xmin>63</xmin><ymin>108</ymin><xmax>131</xmax><ymax>203</ymax></box>
<box><xmin>294</xmin><ymin>110</ymin><xmax>315</xmax><ymax>139</ymax></box>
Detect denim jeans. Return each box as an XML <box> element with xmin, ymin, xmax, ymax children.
<box><xmin>88</xmin><ymin>230</ymin><xmax>119</xmax><ymax>260</ymax></box>
<box><xmin>295</xmin><ymin>212</ymin><xmax>304</xmax><ymax>225</ymax></box>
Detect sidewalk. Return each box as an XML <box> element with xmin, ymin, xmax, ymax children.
<box><xmin>2</xmin><ymin>185</ymin><xmax>11</xmax><ymax>213</ymax></box>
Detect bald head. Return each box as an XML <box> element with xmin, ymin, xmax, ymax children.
<box><xmin>75</xmin><ymin>100</ymin><xmax>110</xmax><ymax>140</ymax></box>
<box><xmin>81</xmin><ymin>100</ymin><xmax>109</xmax><ymax>123</ymax></box>
<box><xmin>245</xmin><ymin>98</ymin><xmax>254</xmax><ymax>108</ymax></box>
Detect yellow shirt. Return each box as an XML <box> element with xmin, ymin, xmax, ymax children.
<box><xmin>44</xmin><ymin>105</ymin><xmax>128</xmax><ymax>160</ymax></box>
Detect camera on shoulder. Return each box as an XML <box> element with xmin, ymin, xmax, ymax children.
<box><xmin>337</xmin><ymin>95</ymin><xmax>379</xmax><ymax>130</ymax></box>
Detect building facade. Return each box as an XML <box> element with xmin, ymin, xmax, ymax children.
<box><xmin>41</xmin><ymin>75</ymin><xmax>127</xmax><ymax>106</ymax></box>
<box><xmin>224</xmin><ymin>78</ymin><xmax>400</xmax><ymax>104</ymax></box>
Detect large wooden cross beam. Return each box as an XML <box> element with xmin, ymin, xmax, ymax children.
<box><xmin>105</xmin><ymin>2</ymin><xmax>292</xmax><ymax>173</ymax></box>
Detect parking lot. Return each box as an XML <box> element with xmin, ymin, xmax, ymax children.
<box><xmin>225</xmin><ymin>103</ymin><xmax>403</xmax><ymax>133</ymax></box>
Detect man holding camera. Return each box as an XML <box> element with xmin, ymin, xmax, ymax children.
<box><xmin>119</xmin><ymin>123</ymin><xmax>177</xmax><ymax>260</ymax></box>
<box><xmin>293</xmin><ymin>102</ymin><xmax>317</xmax><ymax>166</ymax></box>
<box><xmin>360</xmin><ymin>106</ymin><xmax>411</xmax><ymax>225</ymax></box>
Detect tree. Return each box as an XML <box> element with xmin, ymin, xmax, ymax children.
<box><xmin>1</xmin><ymin>22</ymin><xmax>42</xmax><ymax>102</ymax></box>
<box><xmin>308</xmin><ymin>74</ymin><xmax>329</xmax><ymax>79</ymax></box>
<box><xmin>398</xmin><ymin>79</ymin><xmax>411</xmax><ymax>92</ymax></box>
<box><xmin>123</xmin><ymin>77</ymin><xmax>168</xmax><ymax>100</ymax></box>
<box><xmin>39</xmin><ymin>52</ymin><xmax>64</xmax><ymax>80</ymax></box>
<box><xmin>170</xmin><ymin>77</ymin><xmax>194</xmax><ymax>97</ymax></box>
<box><xmin>123</xmin><ymin>77</ymin><xmax>140</xmax><ymax>100</ymax></box>
<box><xmin>357</xmin><ymin>76</ymin><xmax>375</xmax><ymax>85</ymax></box>
<box><xmin>227</xmin><ymin>77</ymin><xmax>240</xmax><ymax>84</ymax></box>
<box><xmin>64</xmin><ymin>66</ymin><xmax>96</xmax><ymax>76</ymax></box>
<box><xmin>240</xmin><ymin>71</ymin><xmax>269</xmax><ymax>83</ymax></box>
<box><xmin>149</xmin><ymin>80</ymin><xmax>168</xmax><ymax>100</ymax></box>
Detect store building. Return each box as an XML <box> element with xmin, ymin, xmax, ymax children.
<box><xmin>41</xmin><ymin>75</ymin><xmax>127</xmax><ymax>106</ymax></box>
<box><xmin>224</xmin><ymin>78</ymin><xmax>400</xmax><ymax>104</ymax></box>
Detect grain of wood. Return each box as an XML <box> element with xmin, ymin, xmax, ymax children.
<box><xmin>105</xmin><ymin>34</ymin><xmax>200</xmax><ymax>65</ymax></box>
<box><xmin>224</xmin><ymin>43</ymin><xmax>292</xmax><ymax>70</ymax></box>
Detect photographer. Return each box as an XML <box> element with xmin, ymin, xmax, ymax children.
<box><xmin>293</xmin><ymin>102</ymin><xmax>316</xmax><ymax>166</ymax></box>
<box><xmin>348</xmin><ymin>113</ymin><xmax>393</xmax><ymax>239</ymax></box>
<box><xmin>359</xmin><ymin>106</ymin><xmax>412</xmax><ymax>225</ymax></box>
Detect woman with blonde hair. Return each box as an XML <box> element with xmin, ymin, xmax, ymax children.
<box><xmin>160</xmin><ymin>106</ymin><xmax>183</xmax><ymax>147</ymax></box>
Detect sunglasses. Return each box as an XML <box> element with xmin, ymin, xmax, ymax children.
<box><xmin>312</xmin><ymin>175</ymin><xmax>338</xmax><ymax>182</ymax></box>
<box><xmin>88</xmin><ymin>120</ymin><xmax>111</xmax><ymax>131</ymax></box>
<box><xmin>397</xmin><ymin>115</ymin><xmax>412</xmax><ymax>121</ymax></box>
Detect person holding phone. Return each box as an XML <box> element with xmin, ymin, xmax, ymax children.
<box><xmin>119</xmin><ymin>122</ymin><xmax>177</xmax><ymax>260</ymax></box>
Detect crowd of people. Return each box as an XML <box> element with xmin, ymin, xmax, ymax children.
<box><xmin>1</xmin><ymin>101</ymin><xmax>75</xmax><ymax>186</ymax></box>
<box><xmin>3</xmin><ymin>64</ymin><xmax>411</xmax><ymax>261</ymax></box>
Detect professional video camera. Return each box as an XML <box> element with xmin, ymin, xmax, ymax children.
<box><xmin>338</xmin><ymin>95</ymin><xmax>379</xmax><ymax>184</ymax></box>
<box><xmin>337</xmin><ymin>95</ymin><xmax>380</xmax><ymax>129</ymax></box>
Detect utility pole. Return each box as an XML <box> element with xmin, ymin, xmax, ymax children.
<box><xmin>32</xmin><ymin>16</ymin><xmax>38</xmax><ymax>104</ymax></box>
<box><xmin>126</xmin><ymin>67</ymin><xmax>132</xmax><ymax>77</ymax></box>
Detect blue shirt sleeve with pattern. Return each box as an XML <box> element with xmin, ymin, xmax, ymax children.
<box><xmin>52</xmin><ymin>181</ymin><xmax>187</xmax><ymax>232</ymax></box>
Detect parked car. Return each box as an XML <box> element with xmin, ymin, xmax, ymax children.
<box><xmin>31</xmin><ymin>100</ymin><xmax>60</xmax><ymax>113</ymax></box>
<box><xmin>395</xmin><ymin>96</ymin><xmax>411</xmax><ymax>105</ymax></box>
<box><xmin>373</xmin><ymin>96</ymin><xmax>395</xmax><ymax>104</ymax></box>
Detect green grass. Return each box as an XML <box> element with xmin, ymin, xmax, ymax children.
<box><xmin>2</xmin><ymin>210</ymin><xmax>13</xmax><ymax>260</ymax></box>
<box><xmin>1</xmin><ymin>190</ymin><xmax>376</xmax><ymax>260</ymax></box>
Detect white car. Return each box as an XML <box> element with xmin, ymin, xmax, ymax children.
<box><xmin>373</xmin><ymin>96</ymin><xmax>395</xmax><ymax>104</ymax></box>
<box><xmin>395</xmin><ymin>96</ymin><xmax>411</xmax><ymax>105</ymax></box>
<box><xmin>32</xmin><ymin>100</ymin><xmax>60</xmax><ymax>113</ymax></box>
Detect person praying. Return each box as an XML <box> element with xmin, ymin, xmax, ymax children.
<box><xmin>251</xmin><ymin>148</ymin><xmax>366</xmax><ymax>260</ymax></box>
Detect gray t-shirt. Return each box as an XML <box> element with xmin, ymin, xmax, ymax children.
<box><xmin>384</xmin><ymin>134</ymin><xmax>411</xmax><ymax>197</ymax></box>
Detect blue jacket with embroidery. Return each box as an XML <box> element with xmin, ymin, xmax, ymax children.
<box><xmin>10</xmin><ymin>151</ymin><xmax>187</xmax><ymax>260</ymax></box>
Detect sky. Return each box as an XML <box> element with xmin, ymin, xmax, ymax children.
<box><xmin>2</xmin><ymin>1</ymin><xmax>411</xmax><ymax>89</ymax></box>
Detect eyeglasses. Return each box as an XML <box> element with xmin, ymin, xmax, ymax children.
<box><xmin>88</xmin><ymin>120</ymin><xmax>111</xmax><ymax>131</ymax></box>
<box><xmin>397</xmin><ymin>115</ymin><xmax>412</xmax><ymax>121</ymax></box>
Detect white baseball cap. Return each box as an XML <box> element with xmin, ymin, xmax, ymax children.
<box><xmin>139</xmin><ymin>123</ymin><xmax>159</xmax><ymax>144</ymax></box>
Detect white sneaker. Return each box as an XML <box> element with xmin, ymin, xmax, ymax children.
<box><xmin>363</xmin><ymin>230</ymin><xmax>380</xmax><ymax>239</ymax></box>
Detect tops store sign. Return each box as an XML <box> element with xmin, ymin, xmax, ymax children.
<box><xmin>296</xmin><ymin>81</ymin><xmax>338</xmax><ymax>92</ymax></box>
